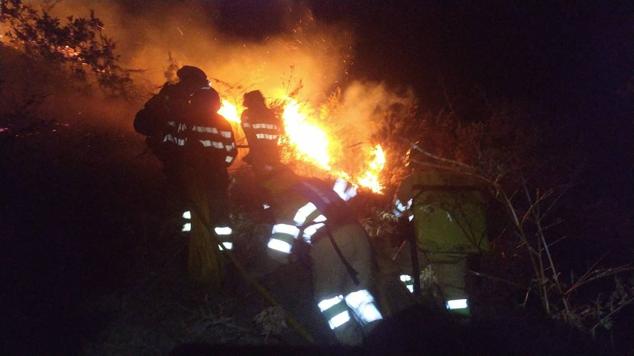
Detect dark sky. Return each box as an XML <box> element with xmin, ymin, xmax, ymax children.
<box><xmin>211</xmin><ymin>0</ymin><xmax>633</xmax><ymax>232</ymax></box>
<box><xmin>214</xmin><ymin>1</ymin><xmax>631</xmax><ymax>117</ymax></box>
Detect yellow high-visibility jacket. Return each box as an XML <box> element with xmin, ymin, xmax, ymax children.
<box><xmin>395</xmin><ymin>168</ymin><xmax>489</xmax><ymax>255</ymax></box>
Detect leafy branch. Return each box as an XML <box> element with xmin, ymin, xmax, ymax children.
<box><xmin>0</xmin><ymin>0</ymin><xmax>132</xmax><ymax>97</ymax></box>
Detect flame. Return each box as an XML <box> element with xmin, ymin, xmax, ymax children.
<box><xmin>219</xmin><ymin>95</ymin><xmax>386</xmax><ymax>194</ymax></box>
<box><xmin>219</xmin><ymin>99</ymin><xmax>241</xmax><ymax>124</ymax></box>
<box><xmin>356</xmin><ymin>144</ymin><xmax>386</xmax><ymax>193</ymax></box>
<box><xmin>282</xmin><ymin>98</ymin><xmax>332</xmax><ymax>170</ymax></box>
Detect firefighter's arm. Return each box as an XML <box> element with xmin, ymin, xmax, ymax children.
<box><xmin>265</xmin><ymin>223</ymin><xmax>298</xmax><ymax>264</ymax></box>
<box><xmin>393</xmin><ymin>175</ymin><xmax>415</xmax><ymax>218</ymax></box>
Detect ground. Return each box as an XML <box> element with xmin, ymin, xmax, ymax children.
<box><xmin>1</xmin><ymin>121</ymin><xmax>627</xmax><ymax>355</ymax></box>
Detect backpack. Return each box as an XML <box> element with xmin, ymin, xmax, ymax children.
<box><xmin>134</xmin><ymin>84</ymin><xmax>175</xmax><ymax>137</ymax></box>
<box><xmin>134</xmin><ymin>105</ymin><xmax>160</xmax><ymax>136</ymax></box>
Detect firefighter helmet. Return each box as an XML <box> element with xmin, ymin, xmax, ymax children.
<box><xmin>176</xmin><ymin>65</ymin><xmax>207</xmax><ymax>83</ymax></box>
<box><xmin>243</xmin><ymin>90</ymin><xmax>266</xmax><ymax>109</ymax></box>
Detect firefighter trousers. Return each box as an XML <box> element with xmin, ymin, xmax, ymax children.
<box><xmin>310</xmin><ymin>223</ymin><xmax>383</xmax><ymax>345</ymax></box>
<box><xmin>166</xmin><ymin>154</ymin><xmax>230</xmax><ymax>287</ymax></box>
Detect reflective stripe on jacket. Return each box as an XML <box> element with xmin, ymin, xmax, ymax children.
<box><xmin>156</xmin><ymin>84</ymin><xmax>237</xmax><ymax>166</ymax></box>
<box><xmin>261</xmin><ymin>168</ymin><xmax>353</xmax><ymax>256</ymax></box>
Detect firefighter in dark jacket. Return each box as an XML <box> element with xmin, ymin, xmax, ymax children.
<box><xmin>393</xmin><ymin>144</ymin><xmax>489</xmax><ymax>317</ymax></box>
<box><xmin>134</xmin><ymin>66</ymin><xmax>237</xmax><ymax>287</ymax></box>
<box><xmin>240</xmin><ymin>90</ymin><xmax>282</xmax><ymax>172</ymax></box>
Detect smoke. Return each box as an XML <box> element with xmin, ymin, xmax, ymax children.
<box><xmin>5</xmin><ymin>0</ymin><xmax>417</xmax><ymax>183</ymax></box>
<box><xmin>42</xmin><ymin>0</ymin><xmax>353</xmax><ymax>103</ymax></box>
<box><xmin>324</xmin><ymin>81</ymin><xmax>416</xmax><ymax>173</ymax></box>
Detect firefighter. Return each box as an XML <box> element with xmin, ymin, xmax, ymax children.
<box><xmin>240</xmin><ymin>90</ymin><xmax>282</xmax><ymax>172</ymax></box>
<box><xmin>134</xmin><ymin>65</ymin><xmax>237</xmax><ymax>287</ymax></box>
<box><xmin>254</xmin><ymin>164</ymin><xmax>382</xmax><ymax>345</ymax></box>
<box><xmin>393</xmin><ymin>143</ymin><xmax>489</xmax><ymax>317</ymax></box>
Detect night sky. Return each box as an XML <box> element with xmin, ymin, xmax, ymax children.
<box><xmin>213</xmin><ymin>0</ymin><xmax>632</xmax><ymax>225</ymax></box>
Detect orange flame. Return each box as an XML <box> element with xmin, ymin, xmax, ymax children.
<box><xmin>356</xmin><ymin>144</ymin><xmax>386</xmax><ymax>193</ymax></box>
<box><xmin>282</xmin><ymin>98</ymin><xmax>332</xmax><ymax>170</ymax></box>
<box><xmin>219</xmin><ymin>96</ymin><xmax>386</xmax><ymax>193</ymax></box>
<box><xmin>219</xmin><ymin>99</ymin><xmax>241</xmax><ymax>124</ymax></box>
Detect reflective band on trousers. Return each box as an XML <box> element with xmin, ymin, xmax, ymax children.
<box><xmin>318</xmin><ymin>295</ymin><xmax>351</xmax><ymax>330</ymax></box>
<box><xmin>181</xmin><ymin>222</ymin><xmax>191</xmax><ymax>232</ymax></box>
<box><xmin>182</xmin><ymin>211</ymin><xmax>191</xmax><ymax>219</ymax></box>
<box><xmin>225</xmin><ymin>156</ymin><xmax>234</xmax><ymax>163</ymax></box>
<box><xmin>221</xmin><ymin>131</ymin><xmax>232</xmax><ymax>138</ymax></box>
<box><xmin>293</xmin><ymin>202</ymin><xmax>318</xmax><ymax>225</ymax></box>
<box><xmin>333</xmin><ymin>178</ymin><xmax>358</xmax><ymax>202</ymax></box>
<box><xmin>214</xmin><ymin>226</ymin><xmax>232</xmax><ymax>236</ymax></box>
<box><xmin>446</xmin><ymin>299</ymin><xmax>468</xmax><ymax>310</ymax></box>
<box><xmin>400</xmin><ymin>274</ymin><xmax>414</xmax><ymax>293</ymax></box>
<box><xmin>219</xmin><ymin>242</ymin><xmax>233</xmax><ymax>251</ymax></box>
<box><xmin>344</xmin><ymin>289</ymin><xmax>383</xmax><ymax>325</ymax></box>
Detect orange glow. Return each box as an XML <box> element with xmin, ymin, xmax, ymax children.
<box><xmin>356</xmin><ymin>144</ymin><xmax>386</xmax><ymax>193</ymax></box>
<box><xmin>282</xmin><ymin>98</ymin><xmax>332</xmax><ymax>170</ymax></box>
<box><xmin>220</xmin><ymin>95</ymin><xmax>386</xmax><ymax>194</ymax></box>
<box><xmin>219</xmin><ymin>99</ymin><xmax>241</xmax><ymax>124</ymax></box>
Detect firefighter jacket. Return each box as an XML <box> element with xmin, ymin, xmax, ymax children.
<box><xmin>136</xmin><ymin>81</ymin><xmax>237</xmax><ymax>167</ymax></box>
<box><xmin>240</xmin><ymin>107</ymin><xmax>281</xmax><ymax>167</ymax></box>
<box><xmin>259</xmin><ymin>167</ymin><xmax>383</xmax><ymax>344</ymax></box>
<box><xmin>394</xmin><ymin>168</ymin><xmax>489</xmax><ymax>255</ymax></box>
<box><xmin>257</xmin><ymin>168</ymin><xmax>359</xmax><ymax>258</ymax></box>
<box><xmin>258</xmin><ymin>168</ymin><xmax>351</xmax><ymax>256</ymax></box>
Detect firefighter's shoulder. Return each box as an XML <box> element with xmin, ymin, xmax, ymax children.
<box><xmin>214</xmin><ymin>112</ymin><xmax>234</xmax><ymax>129</ymax></box>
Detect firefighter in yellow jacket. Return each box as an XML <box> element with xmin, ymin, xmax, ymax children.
<box><xmin>257</xmin><ymin>165</ymin><xmax>382</xmax><ymax>345</ymax></box>
<box><xmin>393</xmin><ymin>146</ymin><xmax>489</xmax><ymax>317</ymax></box>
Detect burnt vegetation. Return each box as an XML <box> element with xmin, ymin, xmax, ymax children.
<box><xmin>1</xmin><ymin>1</ymin><xmax>632</xmax><ymax>354</ymax></box>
